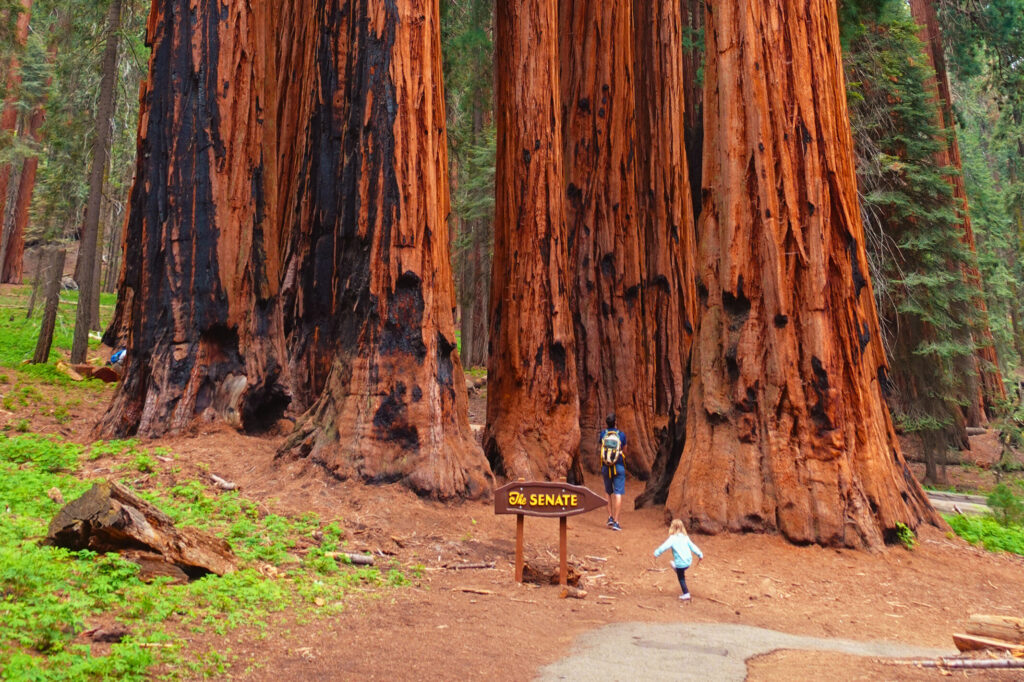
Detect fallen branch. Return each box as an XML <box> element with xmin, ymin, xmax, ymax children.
<box><xmin>459</xmin><ymin>587</ymin><xmax>494</xmax><ymax>595</ymax></box>
<box><xmin>444</xmin><ymin>562</ymin><xmax>495</xmax><ymax>570</ymax></box>
<box><xmin>585</xmin><ymin>555</ymin><xmax>607</xmax><ymax>562</ymax></box>
<box><xmin>210</xmin><ymin>474</ymin><xmax>237</xmax><ymax>491</ymax></box>
<box><xmin>885</xmin><ymin>658</ymin><xmax>1024</xmax><ymax>670</ymax></box>
<box><xmin>704</xmin><ymin>596</ymin><xmax>734</xmax><ymax>608</ymax></box>
<box><xmin>560</xmin><ymin>586</ymin><xmax>587</xmax><ymax>599</ymax></box>
<box><xmin>323</xmin><ymin>552</ymin><xmax>375</xmax><ymax>566</ymax></box>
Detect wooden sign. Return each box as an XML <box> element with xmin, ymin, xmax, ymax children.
<box><xmin>494</xmin><ymin>481</ymin><xmax>607</xmax><ymax>586</ymax></box>
<box><xmin>494</xmin><ymin>481</ymin><xmax>607</xmax><ymax>518</ymax></box>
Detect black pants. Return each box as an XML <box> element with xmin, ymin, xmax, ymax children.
<box><xmin>674</xmin><ymin>567</ymin><xmax>689</xmax><ymax>594</ymax></box>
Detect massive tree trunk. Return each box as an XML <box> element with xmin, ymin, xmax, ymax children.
<box><xmin>908</xmin><ymin>0</ymin><xmax>1006</xmax><ymax>421</ymax></box>
<box><xmin>71</xmin><ymin>0</ymin><xmax>122</xmax><ymax>362</ymax></box>
<box><xmin>97</xmin><ymin>0</ymin><xmax>290</xmax><ymax>437</ymax></box>
<box><xmin>484</xmin><ymin>0</ymin><xmax>581</xmax><ymax>481</ymax></box>
<box><xmin>632</xmin><ymin>0</ymin><xmax>698</xmax><ymax>507</ymax></box>
<box><xmin>277</xmin><ymin>0</ymin><xmax>491</xmax><ymax>500</ymax></box>
<box><xmin>667</xmin><ymin>0</ymin><xmax>939</xmax><ymax>548</ymax></box>
<box><xmin>560</xmin><ymin>0</ymin><xmax>655</xmax><ymax>477</ymax></box>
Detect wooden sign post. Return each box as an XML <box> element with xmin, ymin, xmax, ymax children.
<box><xmin>494</xmin><ymin>481</ymin><xmax>607</xmax><ymax>586</ymax></box>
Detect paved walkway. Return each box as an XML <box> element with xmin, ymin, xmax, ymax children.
<box><xmin>536</xmin><ymin>622</ymin><xmax>954</xmax><ymax>681</ymax></box>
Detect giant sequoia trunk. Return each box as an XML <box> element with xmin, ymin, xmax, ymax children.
<box><xmin>908</xmin><ymin>0</ymin><xmax>1006</xmax><ymax>421</ymax></box>
<box><xmin>560</xmin><ymin>0</ymin><xmax>655</xmax><ymax>477</ymax></box>
<box><xmin>97</xmin><ymin>0</ymin><xmax>290</xmax><ymax>437</ymax></box>
<box><xmin>0</xmin><ymin>99</ymin><xmax>42</xmax><ymax>284</ymax></box>
<box><xmin>0</xmin><ymin>0</ymin><xmax>32</xmax><ymax>278</ymax></box>
<box><xmin>276</xmin><ymin>0</ymin><xmax>491</xmax><ymax>500</ymax></box>
<box><xmin>632</xmin><ymin>0</ymin><xmax>698</xmax><ymax>507</ymax></box>
<box><xmin>484</xmin><ymin>0</ymin><xmax>581</xmax><ymax>481</ymax></box>
<box><xmin>667</xmin><ymin>0</ymin><xmax>939</xmax><ymax>548</ymax></box>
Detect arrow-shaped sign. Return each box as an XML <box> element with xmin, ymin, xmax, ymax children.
<box><xmin>494</xmin><ymin>481</ymin><xmax>607</xmax><ymax>518</ymax></box>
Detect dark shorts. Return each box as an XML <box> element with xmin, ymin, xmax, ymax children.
<box><xmin>602</xmin><ymin>463</ymin><xmax>625</xmax><ymax>495</ymax></box>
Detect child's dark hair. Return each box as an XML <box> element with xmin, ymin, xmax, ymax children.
<box><xmin>606</xmin><ymin>413</ymin><xmax>616</xmax><ymax>428</ymax></box>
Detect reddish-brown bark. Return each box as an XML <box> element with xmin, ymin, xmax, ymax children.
<box><xmin>908</xmin><ymin>0</ymin><xmax>1006</xmax><ymax>421</ymax></box>
<box><xmin>667</xmin><ymin>0</ymin><xmax>939</xmax><ymax>548</ymax></box>
<box><xmin>0</xmin><ymin>0</ymin><xmax>31</xmax><ymax>231</ymax></box>
<box><xmin>97</xmin><ymin>0</ymin><xmax>290</xmax><ymax>437</ymax></box>
<box><xmin>559</xmin><ymin>0</ymin><xmax>654</xmax><ymax>477</ymax></box>
<box><xmin>632</xmin><ymin>0</ymin><xmax>698</xmax><ymax>506</ymax></box>
<box><xmin>2</xmin><ymin>98</ymin><xmax>45</xmax><ymax>284</ymax></box>
<box><xmin>278</xmin><ymin>0</ymin><xmax>491</xmax><ymax>499</ymax></box>
<box><xmin>484</xmin><ymin>0</ymin><xmax>581</xmax><ymax>482</ymax></box>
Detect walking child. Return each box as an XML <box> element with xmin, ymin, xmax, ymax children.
<box><xmin>653</xmin><ymin>519</ymin><xmax>703</xmax><ymax>601</ymax></box>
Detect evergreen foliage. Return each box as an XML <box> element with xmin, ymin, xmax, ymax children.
<box><xmin>844</xmin><ymin>1</ymin><xmax>977</xmax><ymax>473</ymax></box>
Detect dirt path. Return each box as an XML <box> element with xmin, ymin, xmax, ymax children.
<box><xmin>40</xmin><ymin>406</ymin><xmax>1024</xmax><ymax>680</ymax></box>
<box><xmin>537</xmin><ymin>622</ymin><xmax>951</xmax><ymax>681</ymax></box>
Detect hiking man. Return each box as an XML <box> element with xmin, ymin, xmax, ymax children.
<box><xmin>599</xmin><ymin>413</ymin><xmax>626</xmax><ymax>531</ymax></box>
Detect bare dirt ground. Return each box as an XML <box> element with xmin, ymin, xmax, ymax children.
<box><xmin>11</xmin><ymin>379</ymin><xmax>1024</xmax><ymax>679</ymax></box>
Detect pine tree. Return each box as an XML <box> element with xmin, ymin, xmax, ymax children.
<box><xmin>844</xmin><ymin>2</ymin><xmax>976</xmax><ymax>481</ymax></box>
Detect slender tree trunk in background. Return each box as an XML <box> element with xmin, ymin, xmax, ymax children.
<box><xmin>632</xmin><ymin>0</ymin><xmax>698</xmax><ymax>507</ymax></box>
<box><xmin>460</xmin><ymin>102</ymin><xmax>489</xmax><ymax>369</ymax></box>
<box><xmin>0</xmin><ymin>0</ymin><xmax>32</xmax><ymax>238</ymax></box>
<box><xmin>485</xmin><ymin>0</ymin><xmax>581</xmax><ymax>481</ymax></box>
<box><xmin>908</xmin><ymin>0</ymin><xmax>1006</xmax><ymax>421</ymax></box>
<box><xmin>667</xmin><ymin>0</ymin><xmax>939</xmax><ymax>548</ymax></box>
<box><xmin>278</xmin><ymin>0</ymin><xmax>491</xmax><ymax>500</ymax></box>
<box><xmin>97</xmin><ymin>0</ymin><xmax>291</xmax><ymax>437</ymax></box>
<box><xmin>102</xmin><ymin>202</ymin><xmax>123</xmax><ymax>293</ymax></box>
<box><xmin>680</xmin><ymin>0</ymin><xmax>703</xmax><ymax>222</ymax></box>
<box><xmin>87</xmin><ymin>193</ymin><xmax>109</xmax><ymax>329</ymax></box>
<box><xmin>560</xmin><ymin>0</ymin><xmax>655</xmax><ymax>478</ymax></box>
<box><xmin>70</xmin><ymin>0</ymin><xmax>121</xmax><ymax>363</ymax></box>
<box><xmin>32</xmin><ymin>245</ymin><xmax>66</xmax><ymax>364</ymax></box>
<box><xmin>25</xmin><ymin>246</ymin><xmax>42</xmax><ymax>318</ymax></box>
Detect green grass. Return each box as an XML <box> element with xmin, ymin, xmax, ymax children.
<box><xmin>945</xmin><ymin>514</ymin><xmax>1024</xmax><ymax>555</ymax></box>
<box><xmin>944</xmin><ymin>481</ymin><xmax>1024</xmax><ymax>557</ymax></box>
<box><xmin>0</xmin><ymin>284</ymin><xmax>112</xmax><ymax>376</ymax></box>
<box><xmin>0</xmin><ymin>433</ymin><xmax>411</xmax><ymax>679</ymax></box>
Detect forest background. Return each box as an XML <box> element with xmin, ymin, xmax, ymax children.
<box><xmin>0</xmin><ymin>0</ymin><xmax>1016</xmax><ymax>484</ymax></box>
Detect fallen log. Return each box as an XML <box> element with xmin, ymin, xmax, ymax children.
<box><xmin>559</xmin><ymin>586</ymin><xmax>587</xmax><ymax>599</ymax></box>
<box><xmin>966</xmin><ymin>615</ymin><xmax>1024</xmax><ymax>644</ymax></box>
<box><xmin>43</xmin><ymin>480</ymin><xmax>236</xmax><ymax>578</ymax></box>
<box><xmin>952</xmin><ymin>632</ymin><xmax>1024</xmax><ymax>654</ymax></box>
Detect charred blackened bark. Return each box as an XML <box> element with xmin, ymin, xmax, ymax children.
<box><xmin>560</xmin><ymin>0</ymin><xmax>655</xmax><ymax>478</ymax></box>
<box><xmin>484</xmin><ymin>0</ymin><xmax>581</xmax><ymax>482</ymax></box>
<box><xmin>907</xmin><ymin>0</ymin><xmax>1006</xmax><ymax>422</ymax></box>
<box><xmin>276</xmin><ymin>0</ymin><xmax>491</xmax><ymax>500</ymax></box>
<box><xmin>97</xmin><ymin>0</ymin><xmax>290</xmax><ymax>437</ymax></box>
<box><xmin>632</xmin><ymin>0</ymin><xmax>699</xmax><ymax>507</ymax></box>
<box><xmin>667</xmin><ymin>0</ymin><xmax>939</xmax><ymax>548</ymax></box>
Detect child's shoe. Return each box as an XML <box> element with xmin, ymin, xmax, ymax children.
<box><xmin>679</xmin><ymin>593</ymin><xmax>691</xmax><ymax>601</ymax></box>
<box><xmin>610</xmin><ymin>521</ymin><xmax>622</xmax><ymax>531</ymax></box>
<box><xmin>606</xmin><ymin>516</ymin><xmax>614</xmax><ymax>527</ymax></box>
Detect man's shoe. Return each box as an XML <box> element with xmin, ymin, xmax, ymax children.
<box><xmin>679</xmin><ymin>593</ymin><xmax>691</xmax><ymax>601</ymax></box>
<box><xmin>610</xmin><ymin>521</ymin><xmax>622</xmax><ymax>531</ymax></box>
